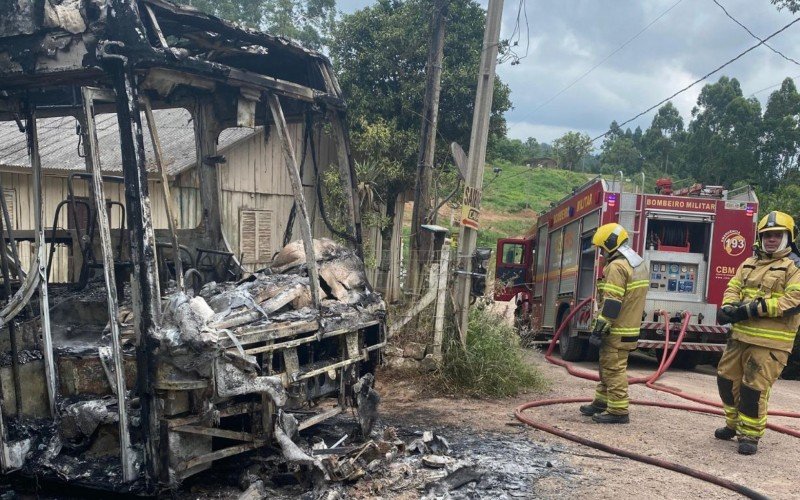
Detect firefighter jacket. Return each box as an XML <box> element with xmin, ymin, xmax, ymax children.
<box><xmin>722</xmin><ymin>247</ymin><xmax>800</xmax><ymax>352</ymax></box>
<box><xmin>596</xmin><ymin>251</ymin><xmax>649</xmax><ymax>350</ymax></box>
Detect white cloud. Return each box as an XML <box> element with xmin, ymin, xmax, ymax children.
<box><xmin>505</xmin><ymin>121</ymin><xmax>604</xmax><ymax>145</ymax></box>
<box><xmin>340</xmin><ymin>0</ymin><xmax>800</xmax><ymax>142</ymax></box>
<box><xmin>496</xmin><ymin>0</ymin><xmax>800</xmax><ymax>139</ymax></box>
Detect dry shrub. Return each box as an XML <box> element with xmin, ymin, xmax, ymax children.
<box><xmin>438</xmin><ymin>307</ymin><xmax>548</xmax><ymax>398</ymax></box>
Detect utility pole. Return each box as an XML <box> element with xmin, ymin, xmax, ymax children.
<box><xmin>407</xmin><ymin>0</ymin><xmax>449</xmax><ymax>296</ymax></box>
<box><xmin>454</xmin><ymin>0</ymin><xmax>504</xmax><ymax>344</ymax></box>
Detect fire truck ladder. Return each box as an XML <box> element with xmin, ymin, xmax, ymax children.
<box><xmin>614</xmin><ymin>172</ymin><xmax>646</xmax><ymax>249</ymax></box>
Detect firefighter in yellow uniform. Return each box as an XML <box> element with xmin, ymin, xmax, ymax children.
<box><xmin>715</xmin><ymin>211</ymin><xmax>800</xmax><ymax>455</ymax></box>
<box><xmin>579</xmin><ymin>223</ymin><xmax>649</xmax><ymax>424</ymax></box>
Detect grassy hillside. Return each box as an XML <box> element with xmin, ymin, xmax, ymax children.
<box><xmin>474</xmin><ymin>163</ymin><xmax>593</xmax><ymax>247</ymax></box>
<box><xmin>482</xmin><ymin>161</ymin><xmax>594</xmax><ymax>213</ymax></box>
<box><xmin>401</xmin><ymin>164</ymin><xmax>595</xmax><ymax>260</ymax></box>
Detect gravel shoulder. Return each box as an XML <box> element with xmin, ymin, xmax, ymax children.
<box><xmin>377</xmin><ymin>349</ymin><xmax>800</xmax><ymax>499</ymax></box>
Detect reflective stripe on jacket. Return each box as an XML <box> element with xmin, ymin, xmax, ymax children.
<box><xmin>597</xmin><ymin>254</ymin><xmax>648</xmax><ymax>338</ymax></box>
<box><xmin>722</xmin><ymin>247</ymin><xmax>800</xmax><ymax>352</ymax></box>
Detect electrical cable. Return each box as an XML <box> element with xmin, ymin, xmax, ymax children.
<box><xmin>749</xmin><ymin>72</ymin><xmax>800</xmax><ymax>97</ymax></box>
<box><xmin>515</xmin><ymin>299</ymin><xmax>800</xmax><ymax>498</ymax></box>
<box><xmin>712</xmin><ymin>0</ymin><xmax>800</xmax><ymax>67</ymax></box>
<box><xmin>500</xmin><ymin>0</ymin><xmax>530</xmax><ymax>65</ymax></box>
<box><xmin>591</xmin><ymin>14</ymin><xmax>800</xmax><ymax>142</ymax></box>
<box><xmin>308</xmin><ymin>116</ymin><xmax>357</xmax><ymax>244</ymax></box>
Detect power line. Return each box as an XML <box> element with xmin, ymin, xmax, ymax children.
<box><xmin>500</xmin><ymin>0</ymin><xmax>531</xmax><ymax>65</ymax></box>
<box><xmin>749</xmin><ymin>73</ymin><xmax>800</xmax><ymax>97</ymax></box>
<box><xmin>712</xmin><ymin>0</ymin><xmax>800</xmax><ymax>67</ymax></box>
<box><xmin>530</xmin><ymin>0</ymin><xmax>686</xmax><ymax>114</ymax></box>
<box><xmin>591</xmin><ymin>14</ymin><xmax>800</xmax><ymax>143</ymax></box>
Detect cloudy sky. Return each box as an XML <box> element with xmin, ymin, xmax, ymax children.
<box><xmin>339</xmin><ymin>0</ymin><xmax>800</xmax><ymax>145</ymax></box>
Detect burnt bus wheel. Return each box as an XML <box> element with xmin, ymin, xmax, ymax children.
<box><xmin>557</xmin><ymin>306</ymin><xmax>585</xmax><ymax>361</ymax></box>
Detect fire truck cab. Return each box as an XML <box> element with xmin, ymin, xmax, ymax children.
<box><xmin>495</xmin><ymin>176</ymin><xmax>758</xmax><ymax>367</ymax></box>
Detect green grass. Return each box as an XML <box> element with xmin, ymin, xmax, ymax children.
<box><xmin>438</xmin><ymin>307</ymin><xmax>548</xmax><ymax>398</ymax></box>
<box><xmin>458</xmin><ymin>164</ymin><xmax>593</xmax><ymax>247</ymax></box>
<box><xmin>400</xmin><ymin>164</ymin><xmax>592</xmax><ymax>270</ymax></box>
<box><xmin>475</xmin><ymin>218</ymin><xmax>531</xmax><ymax>248</ymax></box>
<box><xmin>482</xmin><ymin>162</ymin><xmax>594</xmax><ymax>213</ymax></box>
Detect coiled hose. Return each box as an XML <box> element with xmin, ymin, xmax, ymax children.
<box><xmin>514</xmin><ymin>297</ymin><xmax>799</xmax><ymax>499</ymax></box>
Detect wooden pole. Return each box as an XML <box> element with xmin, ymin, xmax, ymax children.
<box><xmin>142</xmin><ymin>98</ymin><xmax>185</xmax><ymax>291</ymax></box>
<box><xmin>407</xmin><ymin>0</ymin><xmax>449</xmax><ymax>296</ymax></box>
<box><xmin>454</xmin><ymin>0</ymin><xmax>504</xmax><ymax>345</ymax></box>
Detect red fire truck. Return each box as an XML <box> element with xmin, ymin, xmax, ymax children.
<box><xmin>495</xmin><ymin>176</ymin><xmax>759</xmax><ymax>367</ymax></box>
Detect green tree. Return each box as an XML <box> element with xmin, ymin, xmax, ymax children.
<box><xmin>642</xmin><ymin>102</ymin><xmax>684</xmax><ymax>174</ymax></box>
<box><xmin>760</xmin><ymin>78</ymin><xmax>800</xmax><ymax>191</ymax></box>
<box><xmin>552</xmin><ymin>131</ymin><xmax>592</xmax><ymax>171</ymax></box>
<box><xmin>758</xmin><ymin>172</ymin><xmax>800</xmax><ymax>222</ymax></box>
<box><xmin>772</xmin><ymin>0</ymin><xmax>800</xmax><ymax>12</ymax></box>
<box><xmin>174</xmin><ymin>0</ymin><xmax>336</xmax><ymax>49</ymax></box>
<box><xmin>488</xmin><ymin>136</ymin><xmax>540</xmax><ymax>164</ymax></box>
<box><xmin>685</xmin><ymin>76</ymin><xmax>762</xmax><ymax>186</ymax></box>
<box><xmin>600</xmin><ymin>136</ymin><xmax>641</xmax><ymax>175</ymax></box>
<box><xmin>330</xmin><ymin>0</ymin><xmax>512</xmax><ymax>201</ymax></box>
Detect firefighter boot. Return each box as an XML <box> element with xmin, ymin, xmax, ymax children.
<box><xmin>738</xmin><ymin>438</ymin><xmax>758</xmax><ymax>455</ymax></box>
<box><xmin>579</xmin><ymin>403</ymin><xmax>606</xmax><ymax>416</ymax></box>
<box><xmin>714</xmin><ymin>426</ymin><xmax>736</xmax><ymax>440</ymax></box>
<box><xmin>592</xmin><ymin>411</ymin><xmax>629</xmax><ymax>424</ymax></box>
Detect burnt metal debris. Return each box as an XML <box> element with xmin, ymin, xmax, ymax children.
<box><xmin>0</xmin><ymin>0</ymin><xmax>384</xmax><ymax>493</ymax></box>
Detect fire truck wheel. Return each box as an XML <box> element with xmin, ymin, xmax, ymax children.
<box><xmin>557</xmin><ymin>308</ymin><xmax>585</xmax><ymax>361</ymax></box>
<box><xmin>656</xmin><ymin>349</ymin><xmax>699</xmax><ymax>370</ymax></box>
<box><xmin>583</xmin><ymin>342</ymin><xmax>600</xmax><ymax>362</ymax></box>
<box><xmin>513</xmin><ymin>307</ymin><xmax>526</xmax><ymax>333</ymax></box>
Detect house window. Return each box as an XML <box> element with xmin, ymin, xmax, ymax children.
<box><xmin>240</xmin><ymin>209</ymin><xmax>274</xmax><ymax>264</ymax></box>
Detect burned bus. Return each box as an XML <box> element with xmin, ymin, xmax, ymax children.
<box><xmin>0</xmin><ymin>0</ymin><xmax>385</xmax><ymax>493</ymax></box>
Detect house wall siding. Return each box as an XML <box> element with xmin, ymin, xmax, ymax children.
<box><xmin>0</xmin><ymin>172</ymin><xmax>169</xmax><ymax>282</ymax></box>
<box><xmin>217</xmin><ymin>123</ymin><xmax>337</xmax><ymax>271</ymax></box>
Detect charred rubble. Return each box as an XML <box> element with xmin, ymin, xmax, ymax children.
<box><xmin>0</xmin><ymin>238</ymin><xmax>385</xmax><ymax>492</ymax></box>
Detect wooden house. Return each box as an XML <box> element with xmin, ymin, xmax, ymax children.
<box><xmin>0</xmin><ymin>107</ymin><xmax>341</xmax><ymax>281</ymax></box>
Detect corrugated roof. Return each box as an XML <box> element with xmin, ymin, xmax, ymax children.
<box><xmin>0</xmin><ymin>108</ymin><xmax>255</xmax><ymax>176</ymax></box>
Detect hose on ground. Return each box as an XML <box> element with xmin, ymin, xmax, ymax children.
<box><xmin>514</xmin><ymin>297</ymin><xmax>796</xmax><ymax>499</ymax></box>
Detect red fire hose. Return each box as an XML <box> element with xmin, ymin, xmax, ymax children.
<box><xmin>514</xmin><ymin>297</ymin><xmax>799</xmax><ymax>499</ymax></box>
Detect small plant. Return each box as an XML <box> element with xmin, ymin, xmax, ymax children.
<box><xmin>438</xmin><ymin>307</ymin><xmax>547</xmax><ymax>398</ymax></box>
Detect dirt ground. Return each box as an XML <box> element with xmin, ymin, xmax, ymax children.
<box><xmin>377</xmin><ymin>348</ymin><xmax>800</xmax><ymax>499</ymax></box>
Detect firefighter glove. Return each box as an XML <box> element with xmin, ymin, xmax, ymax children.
<box><xmin>729</xmin><ymin>299</ymin><xmax>766</xmax><ymax>324</ymax></box>
<box><xmin>716</xmin><ymin>304</ymin><xmax>739</xmax><ymax>325</ymax></box>
<box><xmin>589</xmin><ymin>318</ymin><xmax>610</xmax><ymax>347</ymax></box>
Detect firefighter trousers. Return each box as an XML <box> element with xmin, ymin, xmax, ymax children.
<box><xmin>593</xmin><ymin>342</ymin><xmax>631</xmax><ymax>415</ymax></box>
<box><xmin>717</xmin><ymin>339</ymin><xmax>789</xmax><ymax>440</ymax></box>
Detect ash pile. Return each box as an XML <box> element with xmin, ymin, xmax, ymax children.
<box><xmin>183</xmin><ymin>415</ymin><xmax>574</xmax><ymax>500</ymax></box>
